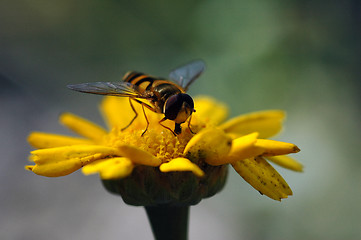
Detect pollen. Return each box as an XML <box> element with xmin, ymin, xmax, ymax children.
<box><xmin>103</xmin><ymin>126</ymin><xmax>194</xmax><ymax>163</ymax></box>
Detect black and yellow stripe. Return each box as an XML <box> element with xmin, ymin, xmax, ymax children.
<box><xmin>122</xmin><ymin>71</ymin><xmax>185</xmax><ymax>113</ymax></box>
<box><xmin>123</xmin><ymin>71</ymin><xmax>185</xmax><ymax>95</ymax></box>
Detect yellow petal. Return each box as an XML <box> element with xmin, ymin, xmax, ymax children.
<box><xmin>183</xmin><ymin>128</ymin><xmax>232</xmax><ymax>166</ymax></box>
<box><xmin>159</xmin><ymin>157</ymin><xmax>205</xmax><ymax>177</ymax></box>
<box><xmin>60</xmin><ymin>113</ymin><xmax>107</xmax><ymax>141</ymax></box>
<box><xmin>224</xmin><ymin>132</ymin><xmax>265</xmax><ymax>164</ymax></box>
<box><xmin>100</xmin><ymin>96</ymin><xmax>136</xmax><ymax>129</ymax></box>
<box><xmin>27</xmin><ymin>145</ymin><xmax>120</xmax><ymax>177</ymax></box>
<box><xmin>27</xmin><ymin>132</ymin><xmax>93</xmax><ymax>149</ymax></box>
<box><xmin>266</xmin><ymin>155</ymin><xmax>303</xmax><ymax>172</ymax></box>
<box><xmin>219</xmin><ymin>110</ymin><xmax>285</xmax><ymax>139</ymax></box>
<box><xmin>193</xmin><ymin>96</ymin><xmax>229</xmax><ymax>126</ymax></box>
<box><xmin>255</xmin><ymin>139</ymin><xmax>300</xmax><ymax>156</ymax></box>
<box><xmin>232</xmin><ymin>157</ymin><xmax>292</xmax><ymax>201</ymax></box>
<box><xmin>118</xmin><ymin>145</ymin><xmax>162</xmax><ymax>167</ymax></box>
<box><xmin>82</xmin><ymin>157</ymin><xmax>134</xmax><ymax>179</ymax></box>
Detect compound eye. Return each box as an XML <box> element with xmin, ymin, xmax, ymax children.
<box><xmin>182</xmin><ymin>94</ymin><xmax>194</xmax><ymax>110</ymax></box>
<box><xmin>164</xmin><ymin>95</ymin><xmax>183</xmax><ymax>120</ymax></box>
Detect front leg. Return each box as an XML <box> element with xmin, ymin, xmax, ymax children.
<box><xmin>158</xmin><ymin>117</ymin><xmax>177</xmax><ymax>136</ymax></box>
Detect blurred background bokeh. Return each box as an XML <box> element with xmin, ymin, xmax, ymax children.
<box><xmin>1</xmin><ymin>0</ymin><xmax>360</xmax><ymax>239</ymax></box>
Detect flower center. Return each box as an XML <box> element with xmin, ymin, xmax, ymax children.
<box><xmin>103</xmin><ymin>127</ymin><xmax>196</xmax><ymax>163</ymax></box>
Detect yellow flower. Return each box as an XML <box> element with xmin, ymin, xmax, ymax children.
<box><xmin>26</xmin><ymin>96</ymin><xmax>302</xmax><ymax>203</ymax></box>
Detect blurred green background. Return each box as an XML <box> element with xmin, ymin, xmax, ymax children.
<box><xmin>1</xmin><ymin>0</ymin><xmax>360</xmax><ymax>239</ymax></box>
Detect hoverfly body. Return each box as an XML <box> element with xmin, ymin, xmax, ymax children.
<box><xmin>67</xmin><ymin>60</ymin><xmax>205</xmax><ymax>136</ymax></box>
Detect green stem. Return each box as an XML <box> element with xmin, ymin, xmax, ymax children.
<box><xmin>145</xmin><ymin>205</ymin><xmax>189</xmax><ymax>240</ymax></box>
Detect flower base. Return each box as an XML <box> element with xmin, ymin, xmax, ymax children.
<box><xmin>102</xmin><ymin>164</ymin><xmax>228</xmax><ymax>206</ymax></box>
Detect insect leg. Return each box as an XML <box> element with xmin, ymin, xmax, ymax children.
<box><xmin>187</xmin><ymin>114</ymin><xmax>195</xmax><ymax>134</ymax></box>
<box><xmin>121</xmin><ymin>98</ymin><xmax>138</xmax><ymax>131</ymax></box>
<box><xmin>141</xmin><ymin>104</ymin><xmax>150</xmax><ymax>136</ymax></box>
<box><xmin>159</xmin><ymin>118</ymin><xmax>177</xmax><ymax>136</ymax></box>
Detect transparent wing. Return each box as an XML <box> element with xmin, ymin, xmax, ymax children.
<box><xmin>67</xmin><ymin>82</ymin><xmax>140</xmax><ymax>97</ymax></box>
<box><xmin>169</xmin><ymin>60</ymin><xmax>206</xmax><ymax>91</ymax></box>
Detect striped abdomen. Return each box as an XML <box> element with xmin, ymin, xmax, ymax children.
<box><xmin>123</xmin><ymin>71</ymin><xmax>184</xmax><ymax>113</ymax></box>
